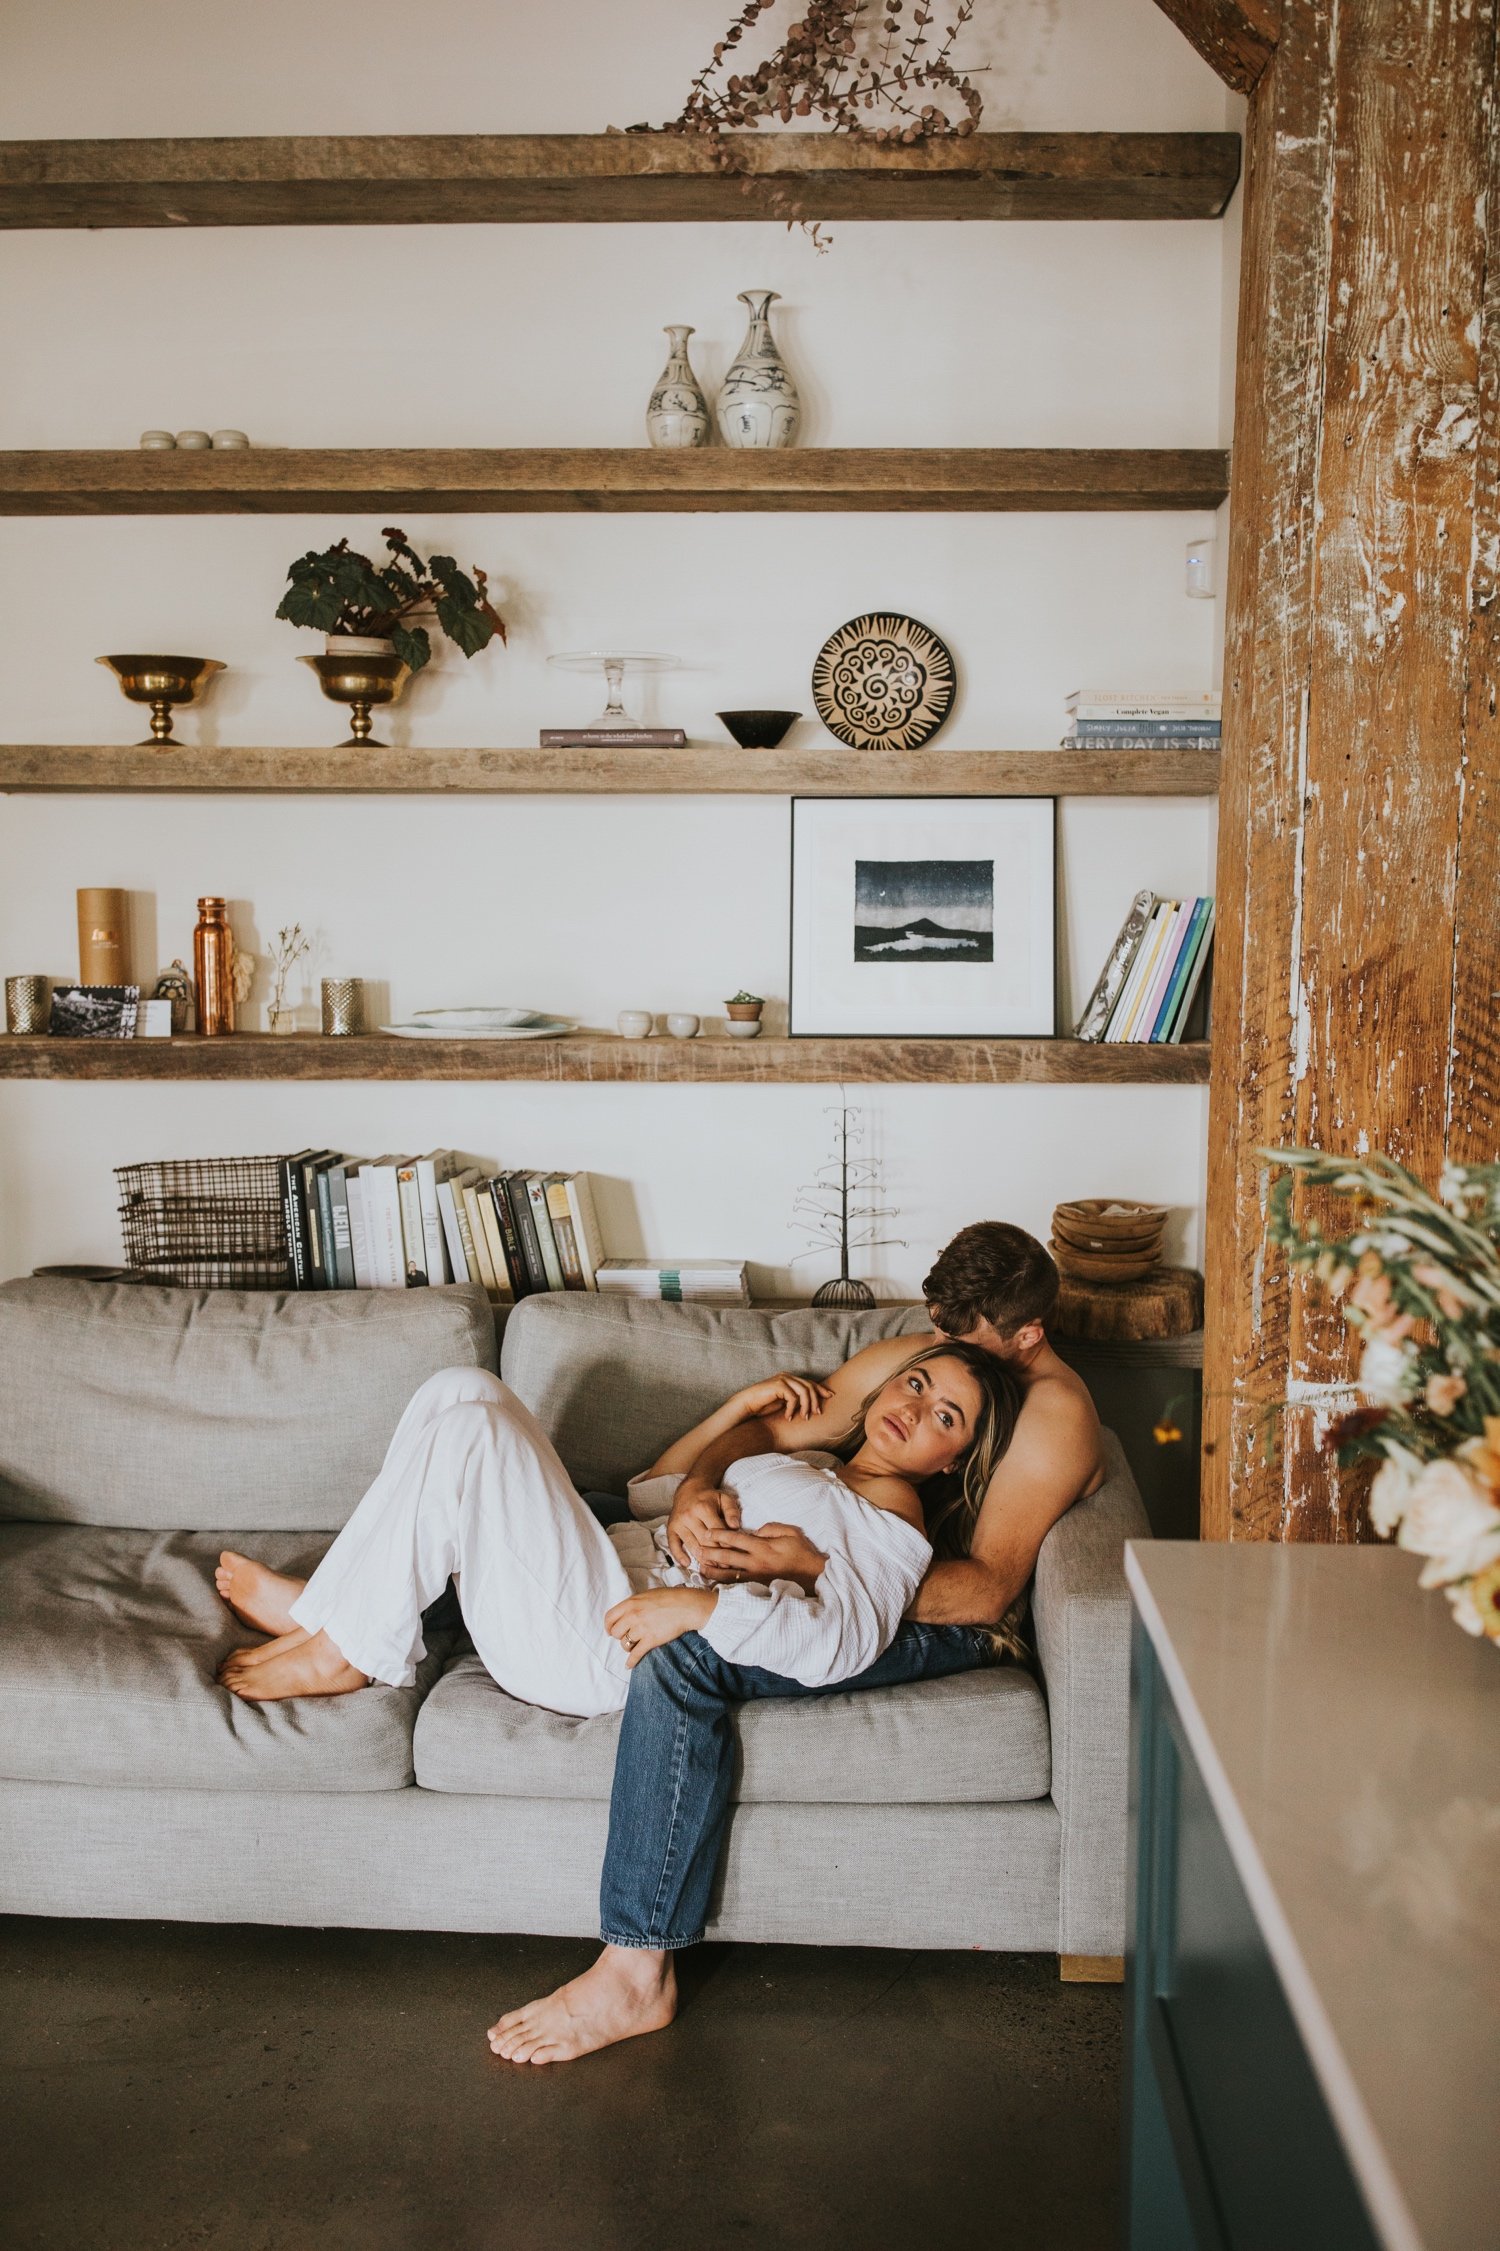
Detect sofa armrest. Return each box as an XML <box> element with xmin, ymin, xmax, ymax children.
<box><xmin>1031</xmin><ymin>1429</ymin><xmax>1152</xmax><ymax>1956</ymax></box>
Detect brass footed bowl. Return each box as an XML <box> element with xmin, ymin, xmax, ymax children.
<box><xmin>97</xmin><ymin>654</ymin><xmax>225</xmax><ymax>746</ymax></box>
<box><xmin>299</xmin><ymin>650</ymin><xmax>412</xmax><ymax>747</ymax></box>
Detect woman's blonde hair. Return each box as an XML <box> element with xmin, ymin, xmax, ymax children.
<box><xmin>839</xmin><ymin>1339</ymin><xmax>1020</xmax><ymax>1559</ymax></box>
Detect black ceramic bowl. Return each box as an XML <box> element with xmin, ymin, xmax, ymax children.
<box><xmin>717</xmin><ymin>709</ymin><xmax>800</xmax><ymax>749</ymax></box>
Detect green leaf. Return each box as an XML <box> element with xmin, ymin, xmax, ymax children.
<box><xmin>391</xmin><ymin>623</ymin><xmax>431</xmax><ymax>675</ymax></box>
<box><xmin>435</xmin><ymin>596</ymin><xmax>495</xmax><ymax>658</ymax></box>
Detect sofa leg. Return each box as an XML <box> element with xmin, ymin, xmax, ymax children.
<box><xmin>1059</xmin><ymin>1953</ymin><xmax>1125</xmax><ymax>1984</ymax></box>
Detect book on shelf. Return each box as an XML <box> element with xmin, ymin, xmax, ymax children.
<box><xmin>1066</xmin><ymin>690</ymin><xmax>1220</xmax><ymax>714</ymax></box>
<box><xmin>1060</xmin><ymin>733</ymin><xmax>1221</xmax><ymax>750</ymax></box>
<box><xmin>1075</xmin><ymin>893</ymin><xmax>1215</xmax><ymax>1043</ymax></box>
<box><xmin>539</xmin><ymin>728</ymin><xmax>688</xmax><ymax>748</ymax></box>
<box><xmin>1064</xmin><ymin>719</ymin><xmax>1221</xmax><ymax>741</ymax></box>
<box><xmin>596</xmin><ymin>1260</ymin><xmax>750</xmax><ymax>1305</ymax></box>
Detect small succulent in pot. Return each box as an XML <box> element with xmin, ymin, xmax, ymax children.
<box><xmin>725</xmin><ymin>989</ymin><xmax>765</xmax><ymax>1038</ymax></box>
<box><xmin>275</xmin><ymin>526</ymin><xmax>506</xmax><ymax>673</ymax></box>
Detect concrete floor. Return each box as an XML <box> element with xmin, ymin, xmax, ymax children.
<box><xmin>0</xmin><ymin>1918</ymin><xmax>1122</xmax><ymax>2251</ymax></box>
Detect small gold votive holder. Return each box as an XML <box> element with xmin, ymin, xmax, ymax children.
<box><xmin>321</xmin><ymin>978</ymin><xmax>364</xmax><ymax>1037</ymax></box>
<box><xmin>6</xmin><ymin>975</ymin><xmax>49</xmax><ymax>1033</ymax></box>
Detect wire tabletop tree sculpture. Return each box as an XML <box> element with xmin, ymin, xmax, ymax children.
<box><xmin>791</xmin><ymin>1103</ymin><xmax>904</xmax><ymax>1308</ymax></box>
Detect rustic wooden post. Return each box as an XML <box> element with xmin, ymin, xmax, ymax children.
<box><xmin>1203</xmin><ymin>0</ymin><xmax>1500</xmax><ymax>1538</ymax></box>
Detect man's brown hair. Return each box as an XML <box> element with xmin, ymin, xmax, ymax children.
<box><xmin>922</xmin><ymin>1221</ymin><xmax>1059</xmax><ymax>1340</ymax></box>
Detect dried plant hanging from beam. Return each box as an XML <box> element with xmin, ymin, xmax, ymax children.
<box><xmin>674</xmin><ymin>0</ymin><xmax>982</xmax><ymax>141</ymax></box>
<box><xmin>646</xmin><ymin>0</ymin><xmax>985</xmax><ymax>246</ymax></box>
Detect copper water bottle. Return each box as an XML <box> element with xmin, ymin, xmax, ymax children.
<box><xmin>193</xmin><ymin>897</ymin><xmax>235</xmax><ymax>1035</ymax></box>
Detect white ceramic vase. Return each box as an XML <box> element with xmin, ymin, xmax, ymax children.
<box><xmin>646</xmin><ymin>325</ymin><xmax>711</xmax><ymax>449</ymax></box>
<box><xmin>716</xmin><ymin>290</ymin><xmax>801</xmax><ymax>450</ymax></box>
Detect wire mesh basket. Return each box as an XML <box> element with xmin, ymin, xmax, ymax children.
<box><xmin>116</xmin><ymin>1156</ymin><xmax>293</xmax><ymax>1290</ymax></box>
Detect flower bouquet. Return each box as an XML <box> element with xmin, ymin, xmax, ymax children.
<box><xmin>1267</xmin><ymin>1148</ymin><xmax>1500</xmax><ymax>1642</ymax></box>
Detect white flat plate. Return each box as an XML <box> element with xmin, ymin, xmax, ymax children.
<box><xmin>408</xmin><ymin>1006</ymin><xmax>551</xmax><ymax>1029</ymax></box>
<box><xmin>383</xmin><ymin>1020</ymin><xmax>576</xmax><ymax>1040</ymax></box>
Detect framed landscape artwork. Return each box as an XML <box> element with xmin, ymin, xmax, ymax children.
<box><xmin>789</xmin><ymin>796</ymin><xmax>1056</xmax><ymax>1036</ymax></box>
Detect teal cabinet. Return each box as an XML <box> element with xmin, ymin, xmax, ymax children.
<box><xmin>1126</xmin><ymin>1621</ymin><xmax>1382</xmax><ymax>2251</ymax></box>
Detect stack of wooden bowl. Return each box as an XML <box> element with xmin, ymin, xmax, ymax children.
<box><xmin>1051</xmin><ymin>1199</ymin><xmax>1167</xmax><ymax>1282</ymax></box>
<box><xmin>1050</xmin><ymin>1199</ymin><xmax>1203</xmax><ymax>1340</ymax></box>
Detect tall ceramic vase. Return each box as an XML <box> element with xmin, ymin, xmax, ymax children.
<box><xmin>646</xmin><ymin>324</ymin><xmax>711</xmax><ymax>449</ymax></box>
<box><xmin>716</xmin><ymin>289</ymin><xmax>801</xmax><ymax>449</ymax></box>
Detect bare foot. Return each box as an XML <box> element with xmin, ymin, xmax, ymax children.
<box><xmin>217</xmin><ymin>1627</ymin><xmax>369</xmax><ymax>1702</ymax></box>
<box><xmin>488</xmin><ymin>1946</ymin><xmax>677</xmax><ymax>2066</ymax></box>
<box><xmin>224</xmin><ymin>1624</ymin><xmax>311</xmax><ymax>1667</ymax></box>
<box><xmin>215</xmin><ymin>1550</ymin><xmax>307</xmax><ymax>1635</ymax></box>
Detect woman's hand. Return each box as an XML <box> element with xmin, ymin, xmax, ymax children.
<box><xmin>696</xmin><ymin>1520</ymin><xmax>829</xmax><ymax>1595</ymax></box>
<box><xmin>605</xmin><ymin>1586</ymin><xmax>717</xmax><ymax>1669</ymax></box>
<box><xmin>729</xmin><ymin>1373</ymin><xmax>832</xmax><ymax>1425</ymax></box>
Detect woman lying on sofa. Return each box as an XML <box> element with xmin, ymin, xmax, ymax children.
<box><xmin>214</xmin><ymin>1338</ymin><xmax>1020</xmax><ymax>1719</ymax></box>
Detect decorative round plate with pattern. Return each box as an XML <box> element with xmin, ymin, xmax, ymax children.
<box><xmin>810</xmin><ymin>612</ymin><xmax>957</xmax><ymax>751</ymax></box>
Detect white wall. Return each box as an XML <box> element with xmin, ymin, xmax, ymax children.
<box><xmin>0</xmin><ymin>0</ymin><xmax>1236</xmax><ymax>1299</ymax></box>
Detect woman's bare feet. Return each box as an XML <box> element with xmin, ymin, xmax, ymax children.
<box><xmin>217</xmin><ymin>1626</ymin><xmax>369</xmax><ymax>1702</ymax></box>
<box><xmin>215</xmin><ymin>1551</ymin><xmax>307</xmax><ymax>1635</ymax></box>
<box><xmin>488</xmin><ymin>1946</ymin><xmax>677</xmax><ymax>2066</ymax></box>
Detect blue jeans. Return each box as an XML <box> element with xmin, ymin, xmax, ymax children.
<box><xmin>598</xmin><ymin>1622</ymin><xmax>993</xmax><ymax>1950</ymax></box>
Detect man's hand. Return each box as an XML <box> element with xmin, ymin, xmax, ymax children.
<box><xmin>665</xmin><ymin>1475</ymin><xmax>742</xmax><ymax>1571</ymax></box>
<box><xmin>697</xmin><ymin>1520</ymin><xmax>829</xmax><ymax>1595</ymax></box>
<box><xmin>605</xmin><ymin>1586</ymin><xmax>717</xmax><ymax>1668</ymax></box>
<box><xmin>730</xmin><ymin>1373</ymin><xmax>832</xmax><ymax>1424</ymax></box>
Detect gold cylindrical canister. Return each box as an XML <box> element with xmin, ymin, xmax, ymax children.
<box><xmin>77</xmin><ymin>887</ymin><xmax>130</xmax><ymax>985</ymax></box>
<box><xmin>5</xmin><ymin>975</ymin><xmax>48</xmax><ymax>1033</ymax></box>
<box><xmin>321</xmin><ymin>978</ymin><xmax>364</xmax><ymax>1036</ymax></box>
<box><xmin>193</xmin><ymin>897</ymin><xmax>235</xmax><ymax>1035</ymax></box>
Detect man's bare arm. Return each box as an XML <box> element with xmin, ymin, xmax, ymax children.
<box><xmin>905</xmin><ymin>1382</ymin><xmax>1102</xmax><ymax>1626</ymax></box>
<box><xmin>666</xmin><ymin>1336</ymin><xmax>923</xmax><ymax>1569</ymax></box>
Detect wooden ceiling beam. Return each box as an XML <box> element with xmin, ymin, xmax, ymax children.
<box><xmin>1151</xmin><ymin>0</ymin><xmax>1280</xmax><ymax>94</ymax></box>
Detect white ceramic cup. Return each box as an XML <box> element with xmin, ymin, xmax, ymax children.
<box><xmin>210</xmin><ymin>429</ymin><xmax>250</xmax><ymax>448</ymax></box>
<box><xmin>617</xmin><ymin>1009</ymin><xmax>653</xmax><ymax>1040</ymax></box>
<box><xmin>725</xmin><ymin>1019</ymin><xmax>762</xmax><ymax>1039</ymax></box>
<box><xmin>174</xmin><ymin>430</ymin><xmax>212</xmax><ymax>450</ymax></box>
<box><xmin>665</xmin><ymin>1012</ymin><xmax>700</xmax><ymax>1039</ymax></box>
<box><xmin>139</xmin><ymin>430</ymin><xmax>176</xmax><ymax>449</ymax></box>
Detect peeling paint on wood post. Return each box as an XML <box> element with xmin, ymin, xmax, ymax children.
<box><xmin>1204</xmin><ymin>0</ymin><xmax>1499</xmax><ymax>1541</ymax></box>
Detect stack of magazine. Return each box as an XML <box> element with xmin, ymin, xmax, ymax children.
<box><xmin>279</xmin><ymin>1150</ymin><xmax>604</xmax><ymax>1302</ymax></box>
<box><xmin>596</xmin><ymin>1259</ymin><xmax>750</xmax><ymax>1305</ymax></box>
<box><xmin>1075</xmin><ymin>892</ymin><xmax>1215</xmax><ymax>1042</ymax></box>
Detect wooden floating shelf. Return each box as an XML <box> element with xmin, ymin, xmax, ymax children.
<box><xmin>0</xmin><ymin>448</ymin><xmax>1231</xmax><ymax>517</ymax></box>
<box><xmin>0</xmin><ymin>1034</ymin><xmax>1212</xmax><ymax>1087</ymax></box>
<box><xmin>0</xmin><ymin>132</ymin><xmax>1242</xmax><ymax>229</ymax></box>
<box><xmin>0</xmin><ymin>745</ymin><xmax>1221</xmax><ymax>797</ymax></box>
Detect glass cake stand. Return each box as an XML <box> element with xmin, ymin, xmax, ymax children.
<box><xmin>546</xmin><ymin>650</ymin><xmax>680</xmax><ymax>731</ymax></box>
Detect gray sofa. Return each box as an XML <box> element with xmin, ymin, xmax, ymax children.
<box><xmin>0</xmin><ymin>1276</ymin><xmax>1149</xmax><ymax>1958</ymax></box>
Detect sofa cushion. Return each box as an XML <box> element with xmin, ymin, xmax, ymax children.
<box><xmin>413</xmin><ymin>1649</ymin><xmax>1051</xmax><ymax>1805</ymax></box>
<box><xmin>501</xmin><ymin>1293</ymin><xmax>932</xmax><ymax>1493</ymax></box>
<box><xmin>0</xmin><ymin>1277</ymin><xmax>496</xmax><ymax>1530</ymax></box>
<box><xmin>0</xmin><ymin>1524</ymin><xmax>445</xmax><ymax>1792</ymax></box>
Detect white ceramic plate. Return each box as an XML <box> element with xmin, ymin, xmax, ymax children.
<box><xmin>383</xmin><ymin>1019</ymin><xmax>576</xmax><ymax>1040</ymax></box>
<box><xmin>408</xmin><ymin>1006</ymin><xmax>551</xmax><ymax>1029</ymax></box>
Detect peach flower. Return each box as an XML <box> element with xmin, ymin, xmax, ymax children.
<box><xmin>1349</xmin><ymin>1271</ymin><xmax>1415</xmax><ymax>1341</ymax></box>
<box><xmin>1424</xmin><ymin>1371</ymin><xmax>1468</xmax><ymax>1417</ymax></box>
<box><xmin>1410</xmin><ymin>1262</ymin><xmax>1471</xmax><ymax>1321</ymax></box>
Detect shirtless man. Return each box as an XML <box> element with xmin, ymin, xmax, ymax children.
<box><xmin>491</xmin><ymin>1220</ymin><xmax>1106</xmax><ymax>2067</ymax></box>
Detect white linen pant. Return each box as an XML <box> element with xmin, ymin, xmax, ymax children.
<box><xmin>289</xmin><ymin>1366</ymin><xmax>647</xmax><ymax>1717</ymax></box>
